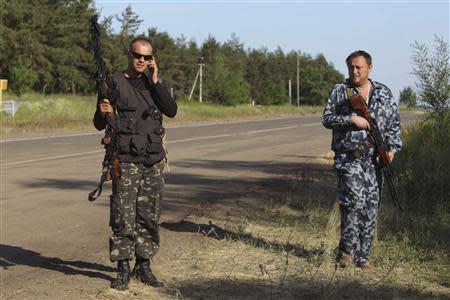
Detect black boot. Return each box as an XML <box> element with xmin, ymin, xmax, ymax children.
<box><xmin>133</xmin><ymin>259</ymin><xmax>163</xmax><ymax>287</ymax></box>
<box><xmin>111</xmin><ymin>260</ymin><xmax>131</xmax><ymax>290</ymax></box>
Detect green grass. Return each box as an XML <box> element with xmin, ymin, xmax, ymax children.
<box><xmin>176</xmin><ymin>100</ymin><xmax>322</xmax><ymax>122</ymax></box>
<box><xmin>1</xmin><ymin>92</ymin><xmax>96</xmax><ymax>135</ymax></box>
<box><xmin>0</xmin><ymin>92</ymin><xmax>322</xmax><ymax>137</ymax></box>
<box><xmin>281</xmin><ymin>149</ymin><xmax>450</xmax><ymax>297</ymax></box>
<box><xmin>380</xmin><ymin>110</ymin><xmax>450</xmax><ymax>249</ymax></box>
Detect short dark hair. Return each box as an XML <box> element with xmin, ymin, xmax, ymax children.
<box><xmin>346</xmin><ymin>50</ymin><xmax>372</xmax><ymax>65</ymax></box>
<box><xmin>129</xmin><ymin>36</ymin><xmax>153</xmax><ymax>50</ymax></box>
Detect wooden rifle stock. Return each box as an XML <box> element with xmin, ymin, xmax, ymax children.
<box><xmin>349</xmin><ymin>94</ymin><xmax>391</xmax><ymax>167</ymax></box>
<box><xmin>348</xmin><ymin>93</ymin><xmax>403</xmax><ymax>212</ymax></box>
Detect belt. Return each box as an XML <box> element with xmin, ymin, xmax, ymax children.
<box><xmin>352</xmin><ymin>141</ymin><xmax>375</xmax><ymax>158</ymax></box>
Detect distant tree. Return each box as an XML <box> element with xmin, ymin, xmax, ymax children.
<box><xmin>148</xmin><ymin>28</ymin><xmax>177</xmax><ymax>89</ymax></box>
<box><xmin>245</xmin><ymin>48</ymin><xmax>290</xmax><ymax>104</ymax></box>
<box><xmin>116</xmin><ymin>5</ymin><xmax>143</xmax><ymax>37</ymax></box>
<box><xmin>411</xmin><ymin>35</ymin><xmax>450</xmax><ymax>112</ymax></box>
<box><xmin>204</xmin><ymin>52</ymin><xmax>250</xmax><ymax>105</ymax></box>
<box><xmin>0</xmin><ymin>1</ymin><xmax>344</xmax><ymax>101</ymax></box>
<box><xmin>1</xmin><ymin>0</ymin><xmax>95</xmax><ymax>94</ymax></box>
<box><xmin>245</xmin><ymin>48</ymin><xmax>269</xmax><ymax>102</ymax></box>
<box><xmin>399</xmin><ymin>86</ymin><xmax>417</xmax><ymax>107</ymax></box>
<box><xmin>176</xmin><ymin>38</ymin><xmax>200</xmax><ymax>98</ymax></box>
<box><xmin>9</xmin><ymin>61</ymin><xmax>38</xmax><ymax>96</ymax></box>
<box><xmin>200</xmin><ymin>35</ymin><xmax>220</xmax><ymax>64</ymax></box>
<box><xmin>259</xmin><ymin>81</ymin><xmax>288</xmax><ymax>104</ymax></box>
<box><xmin>48</xmin><ymin>0</ymin><xmax>94</xmax><ymax>94</ymax></box>
<box><xmin>297</xmin><ymin>53</ymin><xmax>344</xmax><ymax>105</ymax></box>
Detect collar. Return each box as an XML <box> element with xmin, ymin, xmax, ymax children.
<box><xmin>369</xmin><ymin>79</ymin><xmax>383</xmax><ymax>91</ymax></box>
<box><xmin>345</xmin><ymin>78</ymin><xmax>379</xmax><ymax>89</ymax></box>
<box><xmin>123</xmin><ymin>70</ymin><xmax>143</xmax><ymax>79</ymax></box>
<box><xmin>345</xmin><ymin>78</ymin><xmax>384</xmax><ymax>104</ymax></box>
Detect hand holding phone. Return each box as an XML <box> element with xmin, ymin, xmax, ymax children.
<box><xmin>147</xmin><ymin>56</ymin><xmax>158</xmax><ymax>84</ymax></box>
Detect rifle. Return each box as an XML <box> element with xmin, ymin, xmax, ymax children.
<box><xmin>348</xmin><ymin>91</ymin><xmax>403</xmax><ymax>212</ymax></box>
<box><xmin>88</xmin><ymin>14</ymin><xmax>120</xmax><ymax>202</ymax></box>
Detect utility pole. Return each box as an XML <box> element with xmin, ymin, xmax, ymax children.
<box><xmin>296</xmin><ymin>52</ymin><xmax>300</xmax><ymax>107</ymax></box>
<box><xmin>199</xmin><ymin>57</ymin><xmax>204</xmax><ymax>103</ymax></box>
<box><xmin>288</xmin><ymin>79</ymin><xmax>292</xmax><ymax>105</ymax></box>
<box><xmin>189</xmin><ymin>57</ymin><xmax>205</xmax><ymax>103</ymax></box>
<box><xmin>189</xmin><ymin>69</ymin><xmax>200</xmax><ymax>100</ymax></box>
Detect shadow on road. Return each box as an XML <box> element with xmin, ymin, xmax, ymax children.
<box><xmin>161</xmin><ymin>220</ymin><xmax>324</xmax><ymax>259</ymax></box>
<box><xmin>161</xmin><ymin>159</ymin><xmax>336</xmax><ymax>215</ymax></box>
<box><xmin>0</xmin><ymin>244</ymin><xmax>114</xmax><ymax>282</ymax></box>
<box><xmin>172</xmin><ymin>158</ymin><xmax>333</xmax><ymax>177</ymax></box>
<box><xmin>19</xmin><ymin>178</ymin><xmax>99</xmax><ymax>190</ymax></box>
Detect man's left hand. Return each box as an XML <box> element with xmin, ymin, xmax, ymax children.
<box><xmin>387</xmin><ymin>151</ymin><xmax>394</xmax><ymax>164</ymax></box>
<box><xmin>148</xmin><ymin>58</ymin><xmax>159</xmax><ymax>84</ymax></box>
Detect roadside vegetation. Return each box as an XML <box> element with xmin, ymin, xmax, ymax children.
<box><xmin>385</xmin><ymin>111</ymin><xmax>450</xmax><ymax>250</ymax></box>
<box><xmin>0</xmin><ymin>92</ymin><xmax>323</xmax><ymax>137</ymax></box>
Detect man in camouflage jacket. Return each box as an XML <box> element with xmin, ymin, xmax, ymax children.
<box><xmin>321</xmin><ymin>50</ymin><xmax>401</xmax><ymax>269</ymax></box>
<box><xmin>94</xmin><ymin>37</ymin><xmax>177</xmax><ymax>289</ymax></box>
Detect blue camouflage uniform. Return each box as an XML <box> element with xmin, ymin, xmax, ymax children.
<box><xmin>322</xmin><ymin>79</ymin><xmax>401</xmax><ymax>266</ymax></box>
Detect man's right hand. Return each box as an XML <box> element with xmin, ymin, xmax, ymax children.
<box><xmin>351</xmin><ymin>115</ymin><xmax>371</xmax><ymax>130</ymax></box>
<box><xmin>100</xmin><ymin>99</ymin><xmax>113</xmax><ymax>116</ymax></box>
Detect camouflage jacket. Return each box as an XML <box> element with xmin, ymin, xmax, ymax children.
<box><xmin>321</xmin><ymin>79</ymin><xmax>402</xmax><ymax>154</ymax></box>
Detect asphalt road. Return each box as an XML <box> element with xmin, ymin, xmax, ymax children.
<box><xmin>0</xmin><ymin>112</ymin><xmax>421</xmax><ymax>299</ymax></box>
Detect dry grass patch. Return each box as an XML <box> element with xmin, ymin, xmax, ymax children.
<box><xmin>95</xmin><ymin>149</ymin><xmax>448</xmax><ymax>299</ymax></box>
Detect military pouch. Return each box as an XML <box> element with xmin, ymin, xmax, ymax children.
<box><xmin>118</xmin><ymin>116</ymin><xmax>137</xmax><ymax>134</ymax></box>
<box><xmin>117</xmin><ymin>135</ymin><xmax>132</xmax><ymax>154</ymax></box>
<box><xmin>116</xmin><ymin>96</ymin><xmax>137</xmax><ymax>112</ymax></box>
<box><xmin>144</xmin><ymin>133</ymin><xmax>165</xmax><ymax>166</ymax></box>
<box><xmin>146</xmin><ymin>133</ymin><xmax>164</xmax><ymax>154</ymax></box>
<box><xmin>130</xmin><ymin>134</ymin><xmax>147</xmax><ymax>156</ymax></box>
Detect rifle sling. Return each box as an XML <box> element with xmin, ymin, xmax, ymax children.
<box><xmin>346</xmin><ymin>87</ymin><xmax>353</xmax><ymax>99</ymax></box>
<box><xmin>88</xmin><ymin>169</ymin><xmax>109</xmax><ymax>201</ymax></box>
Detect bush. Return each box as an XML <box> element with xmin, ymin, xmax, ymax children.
<box><xmin>399</xmin><ymin>86</ymin><xmax>417</xmax><ymax>107</ymax></box>
<box><xmin>10</xmin><ymin>63</ymin><xmax>38</xmax><ymax>96</ymax></box>
<box><xmin>411</xmin><ymin>35</ymin><xmax>450</xmax><ymax>112</ymax></box>
<box><xmin>384</xmin><ymin>110</ymin><xmax>450</xmax><ymax>248</ymax></box>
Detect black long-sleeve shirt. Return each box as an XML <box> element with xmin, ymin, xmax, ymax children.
<box><xmin>93</xmin><ymin>74</ymin><xmax>177</xmax><ymax>131</ymax></box>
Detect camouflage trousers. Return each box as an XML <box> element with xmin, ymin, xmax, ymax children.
<box><xmin>334</xmin><ymin>152</ymin><xmax>383</xmax><ymax>265</ymax></box>
<box><xmin>109</xmin><ymin>160</ymin><xmax>165</xmax><ymax>262</ymax></box>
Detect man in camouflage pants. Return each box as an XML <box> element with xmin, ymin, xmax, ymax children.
<box><xmin>94</xmin><ymin>37</ymin><xmax>177</xmax><ymax>289</ymax></box>
<box><xmin>321</xmin><ymin>50</ymin><xmax>401</xmax><ymax>269</ymax></box>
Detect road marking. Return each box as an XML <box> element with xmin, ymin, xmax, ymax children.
<box><xmin>0</xmin><ymin>132</ymin><xmax>101</xmax><ymax>143</ymax></box>
<box><xmin>3</xmin><ymin>150</ymin><xmax>103</xmax><ymax>167</ymax></box>
<box><xmin>3</xmin><ymin>123</ymin><xmax>310</xmax><ymax>167</ymax></box>
<box><xmin>169</xmin><ymin>125</ymin><xmax>299</xmax><ymax>143</ymax></box>
<box><xmin>301</xmin><ymin>122</ymin><xmax>321</xmax><ymax>127</ymax></box>
<box><xmin>243</xmin><ymin>126</ymin><xmax>298</xmax><ymax>134</ymax></box>
<box><xmin>0</xmin><ymin>115</ymin><xmax>316</xmax><ymax>143</ymax></box>
<box><xmin>168</xmin><ymin>134</ymin><xmax>232</xmax><ymax>144</ymax></box>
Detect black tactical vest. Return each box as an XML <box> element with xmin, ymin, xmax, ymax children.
<box><xmin>112</xmin><ymin>73</ymin><xmax>166</xmax><ymax>166</ymax></box>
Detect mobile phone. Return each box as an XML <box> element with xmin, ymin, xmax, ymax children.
<box><xmin>147</xmin><ymin>64</ymin><xmax>154</xmax><ymax>79</ymax></box>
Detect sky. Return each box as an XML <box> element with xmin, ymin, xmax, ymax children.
<box><xmin>94</xmin><ymin>0</ymin><xmax>450</xmax><ymax>99</ymax></box>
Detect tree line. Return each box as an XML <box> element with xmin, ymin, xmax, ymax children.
<box><xmin>0</xmin><ymin>1</ymin><xmax>346</xmax><ymax>105</ymax></box>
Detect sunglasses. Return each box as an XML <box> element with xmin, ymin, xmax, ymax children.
<box><xmin>130</xmin><ymin>51</ymin><xmax>153</xmax><ymax>61</ymax></box>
